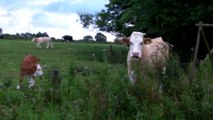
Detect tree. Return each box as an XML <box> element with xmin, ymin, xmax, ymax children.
<box><xmin>36</xmin><ymin>32</ymin><xmax>49</xmax><ymax>37</ymax></box>
<box><xmin>79</xmin><ymin>0</ymin><xmax>213</xmax><ymax>62</ymax></box>
<box><xmin>95</xmin><ymin>33</ymin><xmax>106</xmax><ymax>42</ymax></box>
<box><xmin>83</xmin><ymin>35</ymin><xmax>94</xmax><ymax>41</ymax></box>
<box><xmin>0</xmin><ymin>35</ymin><xmax>4</xmax><ymax>39</ymax></box>
<box><xmin>79</xmin><ymin>13</ymin><xmax>94</xmax><ymax>28</ymax></box>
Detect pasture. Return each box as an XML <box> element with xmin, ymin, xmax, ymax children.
<box><xmin>0</xmin><ymin>39</ymin><xmax>213</xmax><ymax>119</ymax></box>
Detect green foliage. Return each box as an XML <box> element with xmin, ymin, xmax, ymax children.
<box><xmin>83</xmin><ymin>35</ymin><xmax>94</xmax><ymax>41</ymax></box>
<box><xmin>86</xmin><ymin>0</ymin><xmax>213</xmax><ymax>36</ymax></box>
<box><xmin>78</xmin><ymin>13</ymin><xmax>94</xmax><ymax>28</ymax></box>
<box><xmin>95</xmin><ymin>32</ymin><xmax>107</xmax><ymax>42</ymax></box>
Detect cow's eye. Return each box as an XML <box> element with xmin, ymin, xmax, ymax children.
<box><xmin>129</xmin><ymin>42</ymin><xmax>133</xmax><ymax>45</ymax></box>
<box><xmin>140</xmin><ymin>42</ymin><xmax>143</xmax><ymax>45</ymax></box>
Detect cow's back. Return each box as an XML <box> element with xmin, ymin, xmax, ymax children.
<box><xmin>21</xmin><ymin>55</ymin><xmax>38</xmax><ymax>73</ymax></box>
<box><xmin>142</xmin><ymin>37</ymin><xmax>169</xmax><ymax>68</ymax></box>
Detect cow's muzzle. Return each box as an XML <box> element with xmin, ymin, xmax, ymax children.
<box><xmin>132</xmin><ymin>55</ymin><xmax>139</xmax><ymax>59</ymax></box>
<box><xmin>131</xmin><ymin>52</ymin><xmax>140</xmax><ymax>59</ymax></box>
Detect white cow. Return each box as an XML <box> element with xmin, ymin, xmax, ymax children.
<box><xmin>127</xmin><ymin>31</ymin><xmax>169</xmax><ymax>84</ymax></box>
<box><xmin>32</xmin><ymin>37</ymin><xmax>53</xmax><ymax>49</ymax></box>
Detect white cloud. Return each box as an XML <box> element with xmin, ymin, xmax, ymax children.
<box><xmin>0</xmin><ymin>0</ymin><xmax>115</xmax><ymax>41</ymax></box>
<box><xmin>0</xmin><ymin>7</ymin><xmax>7</xmax><ymax>15</ymax></box>
<box><xmin>70</xmin><ymin>0</ymin><xmax>83</xmax><ymax>4</ymax></box>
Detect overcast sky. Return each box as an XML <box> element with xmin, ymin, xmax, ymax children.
<box><xmin>0</xmin><ymin>0</ymin><xmax>116</xmax><ymax>41</ymax></box>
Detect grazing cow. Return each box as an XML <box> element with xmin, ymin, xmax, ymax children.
<box><xmin>63</xmin><ymin>35</ymin><xmax>73</xmax><ymax>42</ymax></box>
<box><xmin>126</xmin><ymin>31</ymin><xmax>169</xmax><ymax>84</ymax></box>
<box><xmin>16</xmin><ymin>55</ymin><xmax>43</xmax><ymax>89</ymax></box>
<box><xmin>32</xmin><ymin>37</ymin><xmax>53</xmax><ymax>49</ymax></box>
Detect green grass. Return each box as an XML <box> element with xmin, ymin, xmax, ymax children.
<box><xmin>0</xmin><ymin>39</ymin><xmax>213</xmax><ymax>120</ymax></box>
<box><xmin>0</xmin><ymin>40</ymin><xmax>127</xmax><ymax>87</ymax></box>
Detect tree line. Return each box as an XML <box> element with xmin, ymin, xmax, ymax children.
<box><xmin>0</xmin><ymin>32</ymin><xmax>49</xmax><ymax>40</ymax></box>
<box><xmin>0</xmin><ymin>31</ymin><xmax>108</xmax><ymax>42</ymax></box>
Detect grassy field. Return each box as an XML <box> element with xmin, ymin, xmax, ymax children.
<box><xmin>0</xmin><ymin>40</ymin><xmax>128</xmax><ymax>87</ymax></box>
<box><xmin>1</xmin><ymin>39</ymin><xmax>213</xmax><ymax>119</ymax></box>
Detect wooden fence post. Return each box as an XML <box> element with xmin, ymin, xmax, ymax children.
<box><xmin>193</xmin><ymin>21</ymin><xmax>202</xmax><ymax>69</ymax></box>
<box><xmin>191</xmin><ymin>21</ymin><xmax>202</xmax><ymax>85</ymax></box>
<box><xmin>200</xmin><ymin>28</ymin><xmax>213</xmax><ymax>71</ymax></box>
<box><xmin>47</xmin><ymin>69</ymin><xmax>61</xmax><ymax>103</ymax></box>
<box><xmin>192</xmin><ymin>21</ymin><xmax>213</xmax><ymax>84</ymax></box>
<box><xmin>51</xmin><ymin>69</ymin><xmax>61</xmax><ymax>88</ymax></box>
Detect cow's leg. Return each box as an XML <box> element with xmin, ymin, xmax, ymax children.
<box><xmin>16</xmin><ymin>74</ymin><xmax>24</xmax><ymax>89</ymax></box>
<box><xmin>128</xmin><ymin>64</ymin><xmax>136</xmax><ymax>84</ymax></box>
<box><xmin>162</xmin><ymin>66</ymin><xmax>166</xmax><ymax>75</ymax></box>
<box><xmin>37</xmin><ymin>43</ymin><xmax>41</xmax><ymax>48</ymax></box>
<box><xmin>46</xmin><ymin>41</ymin><xmax>50</xmax><ymax>49</ymax></box>
<box><xmin>49</xmin><ymin>41</ymin><xmax>52</xmax><ymax>48</ymax></box>
<box><xmin>158</xmin><ymin>66</ymin><xmax>166</xmax><ymax>93</ymax></box>
<box><xmin>50</xmin><ymin>41</ymin><xmax>53</xmax><ymax>48</ymax></box>
<box><xmin>127</xmin><ymin>57</ymin><xmax>136</xmax><ymax>84</ymax></box>
<box><xmin>28</xmin><ymin>75</ymin><xmax>35</xmax><ymax>88</ymax></box>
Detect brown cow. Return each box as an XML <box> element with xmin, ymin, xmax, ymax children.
<box><xmin>16</xmin><ymin>55</ymin><xmax>43</xmax><ymax>89</ymax></box>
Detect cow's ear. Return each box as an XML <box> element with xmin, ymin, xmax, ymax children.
<box><xmin>143</xmin><ymin>38</ymin><xmax>152</xmax><ymax>45</ymax></box>
<box><xmin>33</xmin><ymin>65</ymin><xmax>37</xmax><ymax>69</ymax></box>
<box><xmin>122</xmin><ymin>37</ymin><xmax>130</xmax><ymax>46</ymax></box>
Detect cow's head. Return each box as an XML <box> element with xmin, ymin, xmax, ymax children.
<box><xmin>129</xmin><ymin>32</ymin><xmax>146</xmax><ymax>59</ymax></box>
<box><xmin>34</xmin><ymin>64</ymin><xmax>43</xmax><ymax>76</ymax></box>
